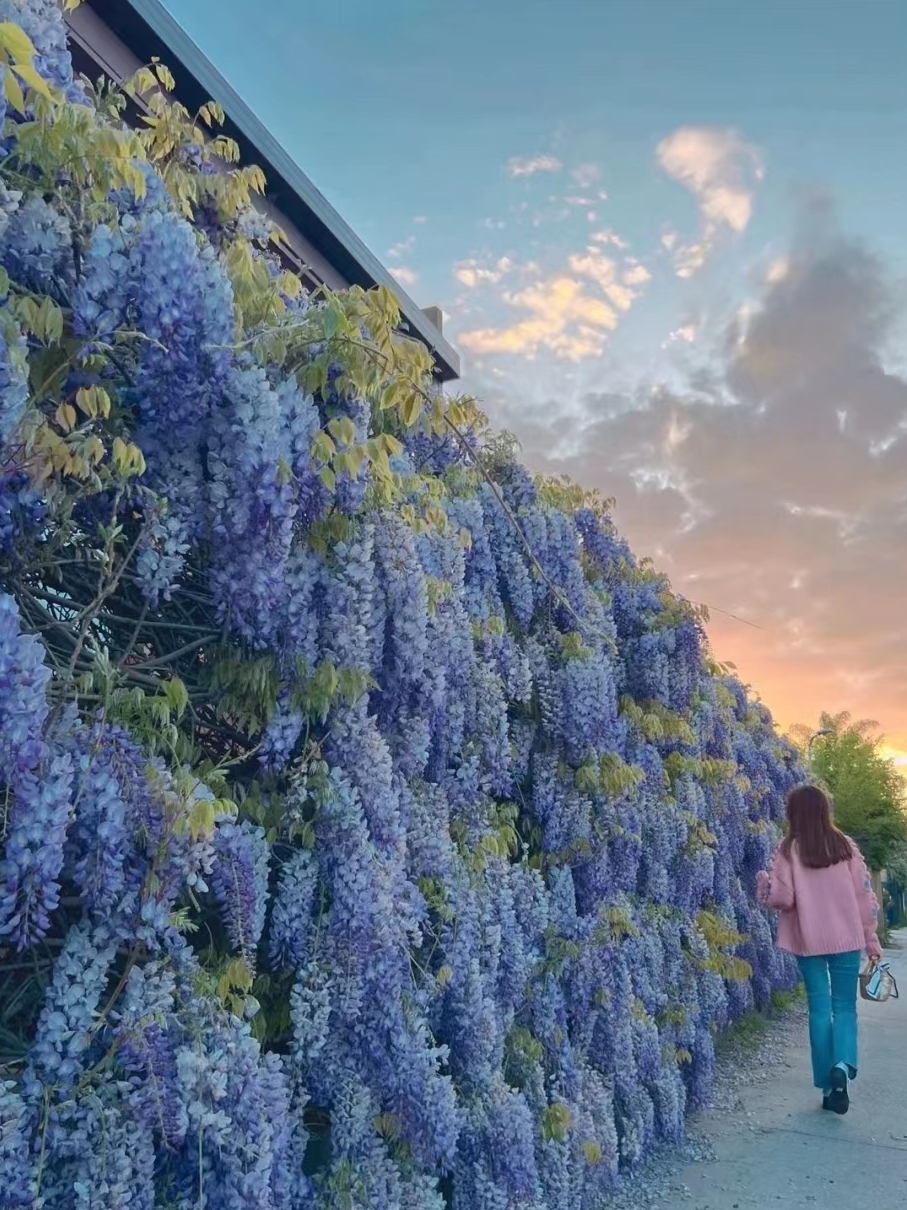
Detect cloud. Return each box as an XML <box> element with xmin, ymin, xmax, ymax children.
<box><xmin>414</xmin><ymin>216</ymin><xmax>428</xmax><ymax>224</ymax></box>
<box><xmin>592</xmin><ymin>229</ymin><xmax>630</xmax><ymax>251</ymax></box>
<box><xmin>663</xmin><ymin>323</ymin><xmax>698</xmax><ymax>346</ymax></box>
<box><xmin>476</xmin><ymin>220</ymin><xmax>907</xmax><ymax>750</ymax></box>
<box><xmin>657</xmin><ymin>126</ymin><xmax>763</xmax><ymax>232</ymax></box>
<box><xmin>657</xmin><ymin>127</ymin><xmax>763</xmax><ymax>276</ymax></box>
<box><xmin>455</xmin><ymin>241</ymin><xmax>648</xmax><ymax>364</ymax></box>
<box><xmin>674</xmin><ymin>242</ymin><xmax>708</xmax><ymax>279</ymax></box>
<box><xmin>454</xmin><ymin>256</ymin><xmax>514</xmax><ymax>289</ymax></box>
<box><xmin>390</xmin><ymin>265</ymin><xmax>418</xmax><ymax>286</ymax></box>
<box><xmin>387</xmin><ymin>236</ymin><xmax>416</xmax><ymax>260</ymax></box>
<box><xmin>568</xmin><ymin>246</ymin><xmax>651</xmax><ymax>312</ymax></box>
<box><xmin>572</xmin><ymin>163</ymin><xmax>601</xmax><ymax>188</ymax></box>
<box><xmin>459</xmin><ymin>276</ymin><xmax>619</xmax><ymax>361</ymax></box>
<box><xmin>506</xmin><ymin>154</ymin><xmax>563</xmax><ymax>178</ymax></box>
<box><xmin>623</xmin><ymin>263</ymin><xmax>652</xmax><ymax>287</ymax></box>
<box><xmin>766</xmin><ymin>257</ymin><xmax>790</xmax><ymax>283</ymax></box>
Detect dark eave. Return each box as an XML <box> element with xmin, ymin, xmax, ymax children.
<box><xmin>67</xmin><ymin>0</ymin><xmax>460</xmax><ymax>382</ymax></box>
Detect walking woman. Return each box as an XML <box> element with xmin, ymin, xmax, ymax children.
<box><xmin>756</xmin><ymin>784</ymin><xmax>882</xmax><ymax>1115</ymax></box>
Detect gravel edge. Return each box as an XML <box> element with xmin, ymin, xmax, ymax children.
<box><xmin>596</xmin><ymin>999</ymin><xmax>808</xmax><ymax>1210</ymax></box>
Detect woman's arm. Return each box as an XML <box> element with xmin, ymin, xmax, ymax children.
<box><xmin>849</xmin><ymin>842</ymin><xmax>882</xmax><ymax>959</ymax></box>
<box><xmin>756</xmin><ymin>848</ymin><xmax>795</xmax><ymax>911</ymax></box>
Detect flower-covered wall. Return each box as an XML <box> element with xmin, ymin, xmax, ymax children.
<box><xmin>0</xmin><ymin>4</ymin><xmax>803</xmax><ymax>1207</ymax></box>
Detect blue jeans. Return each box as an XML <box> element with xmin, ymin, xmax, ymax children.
<box><xmin>797</xmin><ymin>951</ymin><xmax>861</xmax><ymax>1089</ymax></box>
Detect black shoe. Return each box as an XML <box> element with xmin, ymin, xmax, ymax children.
<box><xmin>827</xmin><ymin>1066</ymin><xmax>849</xmax><ymax>1115</ymax></box>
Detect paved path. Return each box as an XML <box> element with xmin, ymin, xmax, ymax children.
<box><xmin>671</xmin><ymin>932</ymin><xmax>907</xmax><ymax>1208</ymax></box>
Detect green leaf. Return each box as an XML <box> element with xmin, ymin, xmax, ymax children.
<box><xmin>164</xmin><ymin>676</ymin><xmax>190</xmax><ymax>719</ymax></box>
<box><xmin>35</xmin><ymin>296</ymin><xmax>63</xmax><ymax>344</ymax></box>
<box><xmin>541</xmin><ymin>1103</ymin><xmax>572</xmax><ymax>1143</ymax></box>
<box><xmin>323</xmin><ymin>305</ymin><xmax>341</xmax><ymax>340</ymax></box>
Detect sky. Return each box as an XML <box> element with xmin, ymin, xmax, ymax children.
<box><xmin>167</xmin><ymin>0</ymin><xmax>907</xmax><ymax>759</ymax></box>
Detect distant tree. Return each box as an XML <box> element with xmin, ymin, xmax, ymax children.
<box><xmin>788</xmin><ymin>713</ymin><xmax>907</xmax><ymax>871</ymax></box>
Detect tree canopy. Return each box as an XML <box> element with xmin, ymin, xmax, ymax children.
<box><xmin>790</xmin><ymin>712</ymin><xmax>907</xmax><ymax>870</ymax></box>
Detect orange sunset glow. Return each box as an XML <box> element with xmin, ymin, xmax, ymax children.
<box><xmin>475</xmin><ymin>227</ymin><xmax>907</xmax><ymax>771</ymax></box>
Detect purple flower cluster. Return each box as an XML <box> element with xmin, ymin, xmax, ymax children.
<box><xmin>0</xmin><ymin>8</ymin><xmax>809</xmax><ymax>1207</ymax></box>
<box><xmin>0</xmin><ymin>468</ymin><xmax>46</xmax><ymax>556</ymax></box>
<box><xmin>211</xmin><ymin>819</ymin><xmax>271</xmax><ymax>965</ymax></box>
<box><xmin>0</xmin><ymin>593</ymin><xmax>77</xmax><ymax>949</ymax></box>
<box><xmin>0</xmin><ymin>307</ymin><xmax>29</xmax><ymax>445</ymax></box>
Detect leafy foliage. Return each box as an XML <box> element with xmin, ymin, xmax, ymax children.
<box><xmin>792</xmin><ymin>711</ymin><xmax>907</xmax><ymax>871</ymax></box>
<box><xmin>0</xmin><ymin>6</ymin><xmax>805</xmax><ymax>1209</ymax></box>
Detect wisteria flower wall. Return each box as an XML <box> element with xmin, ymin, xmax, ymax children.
<box><xmin>0</xmin><ymin>4</ymin><xmax>804</xmax><ymax>1208</ymax></box>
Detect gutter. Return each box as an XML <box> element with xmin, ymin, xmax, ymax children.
<box><xmin>66</xmin><ymin>0</ymin><xmax>460</xmax><ymax>382</ymax></box>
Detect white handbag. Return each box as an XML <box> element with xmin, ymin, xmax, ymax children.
<box><xmin>859</xmin><ymin>959</ymin><xmax>899</xmax><ymax>1003</ymax></box>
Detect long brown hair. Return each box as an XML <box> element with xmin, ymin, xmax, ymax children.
<box><xmin>780</xmin><ymin>784</ymin><xmax>852</xmax><ymax>869</ymax></box>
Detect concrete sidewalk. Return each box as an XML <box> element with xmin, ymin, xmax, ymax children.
<box><xmin>672</xmin><ymin>933</ymin><xmax>907</xmax><ymax>1208</ymax></box>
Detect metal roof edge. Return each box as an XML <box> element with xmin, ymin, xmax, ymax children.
<box><xmin>79</xmin><ymin>0</ymin><xmax>460</xmax><ymax>381</ymax></box>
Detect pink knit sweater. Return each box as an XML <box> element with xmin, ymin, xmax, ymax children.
<box><xmin>756</xmin><ymin>838</ymin><xmax>882</xmax><ymax>959</ymax></box>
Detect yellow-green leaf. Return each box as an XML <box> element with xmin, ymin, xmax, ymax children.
<box><xmin>189</xmin><ymin>796</ymin><xmax>216</xmax><ymax>842</ymax></box>
<box><xmin>346</xmin><ymin>445</ymin><xmax>366</xmax><ymax>478</ymax></box>
<box><xmin>36</xmin><ymin>297</ymin><xmax>63</xmax><ymax>343</ymax></box>
<box><xmin>401</xmin><ymin>392</ymin><xmax>421</xmax><ymax>427</ymax></box>
<box><xmin>127</xmin><ymin>442</ymin><xmax>147</xmax><ymax>476</ymax></box>
<box><xmin>447</xmin><ymin>400</ymin><xmax>465</xmax><ymax>428</ymax></box>
<box><xmin>154</xmin><ymin>62</ymin><xmax>176</xmax><ymax>91</ymax></box>
<box><xmin>112</xmin><ymin>435</ymin><xmax>128</xmax><ymax>472</ymax></box>
<box><xmin>4</xmin><ymin>68</ymin><xmax>26</xmax><ymax>115</ymax></box>
<box><xmin>163</xmin><ymin>676</ymin><xmax>189</xmax><ymax>718</ymax></box>
<box><xmin>0</xmin><ymin>22</ymin><xmax>38</xmax><ymax>66</ymax></box>
<box><xmin>11</xmin><ymin>61</ymin><xmax>53</xmax><ymax>101</ymax></box>
<box><xmin>311</xmin><ymin>431</ymin><xmax>336</xmax><ymax>463</ymax></box>
<box><xmin>75</xmin><ymin>386</ymin><xmax>97</xmax><ymax>418</ymax></box>
<box><xmin>327</xmin><ymin>416</ymin><xmax>356</xmax><ymax>447</ymax></box>
<box><xmin>54</xmin><ymin>403</ymin><xmax>77</xmax><ymax>433</ymax></box>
